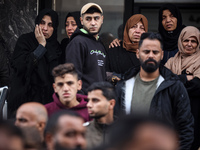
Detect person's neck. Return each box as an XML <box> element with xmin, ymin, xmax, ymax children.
<box><xmin>61</xmin><ymin>98</ymin><xmax>80</xmax><ymax>108</ymax></box>
<box><xmin>139</xmin><ymin>68</ymin><xmax>160</xmax><ymax>82</ymax></box>
<box><xmin>93</xmin><ymin>34</ymin><xmax>98</xmax><ymax>40</ymax></box>
<box><xmin>96</xmin><ymin>112</ymin><xmax>114</xmax><ymax>125</ymax></box>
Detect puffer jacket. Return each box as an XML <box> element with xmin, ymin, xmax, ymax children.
<box><xmin>115</xmin><ymin>64</ymin><xmax>194</xmax><ymax>150</ymax></box>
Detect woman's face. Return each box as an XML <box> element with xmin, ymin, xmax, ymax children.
<box><xmin>182</xmin><ymin>36</ymin><xmax>198</xmax><ymax>55</ymax></box>
<box><xmin>162</xmin><ymin>9</ymin><xmax>177</xmax><ymax>31</ymax></box>
<box><xmin>65</xmin><ymin>16</ymin><xmax>77</xmax><ymax>38</ymax></box>
<box><xmin>128</xmin><ymin>21</ymin><xmax>145</xmax><ymax>43</ymax></box>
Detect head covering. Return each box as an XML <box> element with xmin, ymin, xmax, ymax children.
<box><xmin>35</xmin><ymin>8</ymin><xmax>59</xmax><ymax>41</ymax></box>
<box><xmin>123</xmin><ymin>14</ymin><xmax>148</xmax><ymax>52</ymax></box>
<box><xmin>158</xmin><ymin>3</ymin><xmax>185</xmax><ymax>51</ymax></box>
<box><xmin>64</xmin><ymin>11</ymin><xmax>82</xmax><ymax>29</ymax></box>
<box><xmin>165</xmin><ymin>26</ymin><xmax>200</xmax><ymax>78</ymax></box>
<box><xmin>81</xmin><ymin>3</ymin><xmax>103</xmax><ymax>15</ymax></box>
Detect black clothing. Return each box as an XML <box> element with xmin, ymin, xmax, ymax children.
<box><xmin>8</xmin><ymin>9</ymin><xmax>61</xmax><ymax>117</ymax></box>
<box><xmin>158</xmin><ymin>4</ymin><xmax>185</xmax><ymax>64</ymax></box>
<box><xmin>179</xmin><ymin>71</ymin><xmax>200</xmax><ymax>150</ymax></box>
<box><xmin>115</xmin><ymin>65</ymin><xmax>194</xmax><ymax>150</ymax></box>
<box><xmin>65</xmin><ymin>28</ymin><xmax>106</xmax><ymax>94</ymax></box>
<box><xmin>60</xmin><ymin>38</ymin><xmax>70</xmax><ymax>63</ymax></box>
<box><xmin>106</xmin><ymin>41</ymin><xmax>140</xmax><ymax>74</ymax></box>
<box><xmin>86</xmin><ymin>120</ymin><xmax>112</xmax><ymax>149</ymax></box>
<box><xmin>0</xmin><ymin>37</ymin><xmax>9</xmax><ymax>87</ymax></box>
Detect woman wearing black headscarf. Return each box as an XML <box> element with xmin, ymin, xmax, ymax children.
<box><xmin>158</xmin><ymin>3</ymin><xmax>185</xmax><ymax>64</ymax></box>
<box><xmin>60</xmin><ymin>11</ymin><xmax>82</xmax><ymax>63</ymax></box>
<box><xmin>8</xmin><ymin>9</ymin><xmax>61</xmax><ymax>117</ymax></box>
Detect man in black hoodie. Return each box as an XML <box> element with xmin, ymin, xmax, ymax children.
<box><xmin>8</xmin><ymin>9</ymin><xmax>61</xmax><ymax>118</ymax></box>
<box><xmin>65</xmin><ymin>3</ymin><xmax>106</xmax><ymax>94</ymax></box>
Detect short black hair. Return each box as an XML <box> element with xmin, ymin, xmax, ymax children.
<box><xmin>87</xmin><ymin>81</ymin><xmax>115</xmax><ymax>101</ymax></box>
<box><xmin>44</xmin><ymin>110</ymin><xmax>82</xmax><ymax>136</ymax></box>
<box><xmin>139</xmin><ymin>32</ymin><xmax>163</xmax><ymax>50</ymax></box>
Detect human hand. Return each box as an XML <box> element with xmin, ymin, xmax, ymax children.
<box><xmin>186</xmin><ymin>75</ymin><xmax>194</xmax><ymax>81</ymax></box>
<box><xmin>35</xmin><ymin>24</ymin><xmax>46</xmax><ymax>47</ymax></box>
<box><xmin>109</xmin><ymin>38</ymin><xmax>121</xmax><ymax>48</ymax></box>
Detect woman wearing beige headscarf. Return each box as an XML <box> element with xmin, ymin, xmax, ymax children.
<box><xmin>165</xmin><ymin>26</ymin><xmax>200</xmax><ymax>150</ymax></box>
<box><xmin>106</xmin><ymin>14</ymin><xmax>148</xmax><ymax>84</ymax></box>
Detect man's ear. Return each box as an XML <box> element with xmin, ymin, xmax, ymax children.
<box><xmin>161</xmin><ymin>50</ymin><xmax>164</xmax><ymax>60</ymax></box>
<box><xmin>109</xmin><ymin>99</ymin><xmax>116</xmax><ymax>110</ymax></box>
<box><xmin>53</xmin><ymin>83</ymin><xmax>57</xmax><ymax>93</ymax></box>
<box><xmin>136</xmin><ymin>49</ymin><xmax>140</xmax><ymax>59</ymax></box>
<box><xmin>45</xmin><ymin>133</ymin><xmax>54</xmax><ymax>150</ymax></box>
<box><xmin>80</xmin><ymin>17</ymin><xmax>83</xmax><ymax>25</ymax></box>
<box><xmin>101</xmin><ymin>15</ymin><xmax>104</xmax><ymax>24</ymax></box>
<box><xmin>37</xmin><ymin>121</ymin><xmax>46</xmax><ymax>132</ymax></box>
<box><xmin>77</xmin><ymin>80</ymin><xmax>82</xmax><ymax>91</ymax></box>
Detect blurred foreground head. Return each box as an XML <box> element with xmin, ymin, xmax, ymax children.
<box><xmin>0</xmin><ymin>120</ymin><xmax>25</xmax><ymax>150</ymax></box>
<box><xmin>44</xmin><ymin>110</ymin><xmax>87</xmax><ymax>150</ymax></box>
<box><xmin>108</xmin><ymin>115</ymin><xmax>179</xmax><ymax>150</ymax></box>
<box><xmin>15</xmin><ymin>102</ymin><xmax>48</xmax><ymax>142</ymax></box>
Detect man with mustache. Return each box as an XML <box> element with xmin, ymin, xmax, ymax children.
<box><xmin>115</xmin><ymin>32</ymin><xmax>194</xmax><ymax>150</ymax></box>
<box><xmin>65</xmin><ymin>3</ymin><xmax>106</xmax><ymax>94</ymax></box>
<box><xmin>44</xmin><ymin>111</ymin><xmax>87</xmax><ymax>150</ymax></box>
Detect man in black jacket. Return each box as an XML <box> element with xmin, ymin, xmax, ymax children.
<box><xmin>115</xmin><ymin>32</ymin><xmax>193</xmax><ymax>150</ymax></box>
<box><xmin>85</xmin><ymin>81</ymin><xmax>116</xmax><ymax>149</ymax></box>
<box><xmin>65</xmin><ymin>3</ymin><xmax>106</xmax><ymax>94</ymax></box>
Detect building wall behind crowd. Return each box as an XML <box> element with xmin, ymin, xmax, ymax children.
<box><xmin>0</xmin><ymin>0</ymin><xmax>200</xmax><ymax>61</ymax></box>
<box><xmin>0</xmin><ymin>0</ymin><xmax>37</xmax><ymax>59</ymax></box>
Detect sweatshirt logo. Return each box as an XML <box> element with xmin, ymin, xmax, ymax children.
<box><xmin>90</xmin><ymin>50</ymin><xmax>106</xmax><ymax>58</ymax></box>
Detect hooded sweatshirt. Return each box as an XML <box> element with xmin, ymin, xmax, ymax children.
<box><xmin>65</xmin><ymin>28</ymin><xmax>106</xmax><ymax>94</ymax></box>
<box><xmin>45</xmin><ymin>93</ymin><xmax>90</xmax><ymax>122</ymax></box>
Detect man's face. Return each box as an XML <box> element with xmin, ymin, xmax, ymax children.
<box><xmin>87</xmin><ymin>89</ymin><xmax>111</xmax><ymax>119</ymax></box>
<box><xmin>53</xmin><ymin>115</ymin><xmax>87</xmax><ymax>150</ymax></box>
<box><xmin>162</xmin><ymin>9</ymin><xmax>177</xmax><ymax>31</ymax></box>
<box><xmin>136</xmin><ymin>39</ymin><xmax>163</xmax><ymax>73</ymax></box>
<box><xmin>53</xmin><ymin>74</ymin><xmax>82</xmax><ymax>106</ymax></box>
<box><xmin>81</xmin><ymin>12</ymin><xmax>103</xmax><ymax>36</ymax></box>
<box><xmin>128</xmin><ymin>21</ymin><xmax>146</xmax><ymax>43</ymax></box>
<box><xmin>39</xmin><ymin>15</ymin><xmax>54</xmax><ymax>39</ymax></box>
<box><xmin>66</xmin><ymin>16</ymin><xmax>78</xmax><ymax>38</ymax></box>
<box><xmin>123</xmin><ymin>124</ymin><xmax>178</xmax><ymax>150</ymax></box>
<box><xmin>15</xmin><ymin>106</ymin><xmax>39</xmax><ymax>128</ymax></box>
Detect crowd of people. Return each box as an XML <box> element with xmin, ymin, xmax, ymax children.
<box><xmin>0</xmin><ymin>2</ymin><xmax>200</xmax><ymax>150</ymax></box>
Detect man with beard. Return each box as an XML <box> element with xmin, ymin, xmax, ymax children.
<box><xmin>85</xmin><ymin>82</ymin><xmax>116</xmax><ymax>149</ymax></box>
<box><xmin>44</xmin><ymin>110</ymin><xmax>87</xmax><ymax>150</ymax></box>
<box><xmin>65</xmin><ymin>3</ymin><xmax>106</xmax><ymax>94</ymax></box>
<box><xmin>115</xmin><ymin>32</ymin><xmax>194</xmax><ymax>150</ymax></box>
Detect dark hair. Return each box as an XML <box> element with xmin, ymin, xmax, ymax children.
<box><xmin>44</xmin><ymin>110</ymin><xmax>82</xmax><ymax>136</ymax></box>
<box><xmin>85</xmin><ymin>7</ymin><xmax>102</xmax><ymax>15</ymax></box>
<box><xmin>52</xmin><ymin>63</ymin><xmax>78</xmax><ymax>80</ymax></box>
<box><xmin>108</xmin><ymin>115</ymin><xmax>177</xmax><ymax>149</ymax></box>
<box><xmin>87</xmin><ymin>81</ymin><xmax>115</xmax><ymax>101</ymax></box>
<box><xmin>139</xmin><ymin>32</ymin><xmax>163</xmax><ymax>50</ymax></box>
